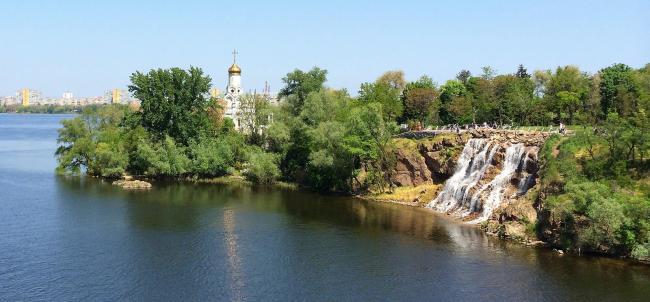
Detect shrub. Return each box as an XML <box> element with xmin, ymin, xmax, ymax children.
<box><xmin>245</xmin><ymin>149</ymin><xmax>280</xmax><ymax>184</ymax></box>
<box><xmin>189</xmin><ymin>137</ymin><xmax>234</xmax><ymax>177</ymax></box>
<box><xmin>131</xmin><ymin>136</ymin><xmax>190</xmax><ymax>176</ymax></box>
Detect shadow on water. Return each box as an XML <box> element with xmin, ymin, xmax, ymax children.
<box><xmin>55</xmin><ymin>176</ymin><xmax>467</xmax><ymax>243</ymax></box>
<box><xmin>53</xmin><ymin>176</ymin><xmax>650</xmax><ymax>301</ymax></box>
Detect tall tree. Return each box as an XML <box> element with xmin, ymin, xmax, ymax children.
<box><xmin>278</xmin><ymin>67</ymin><xmax>328</xmax><ymax>115</ymax></box>
<box><xmin>439</xmin><ymin>80</ymin><xmax>467</xmax><ymax>124</ymax></box>
<box><xmin>543</xmin><ymin>66</ymin><xmax>590</xmax><ymax>124</ymax></box>
<box><xmin>401</xmin><ymin>75</ymin><xmax>438</xmax><ymax>125</ymax></box>
<box><xmin>466</xmin><ymin>76</ymin><xmax>496</xmax><ymax>123</ymax></box>
<box><xmin>403</xmin><ymin>87</ymin><xmax>440</xmax><ymax>126</ymax></box>
<box><xmin>128</xmin><ymin>67</ymin><xmax>212</xmax><ymax>145</ymax></box>
<box><xmin>377</xmin><ymin>70</ymin><xmax>406</xmax><ymax>92</ymax></box>
<box><xmin>599</xmin><ymin>63</ymin><xmax>639</xmax><ymax>117</ymax></box>
<box><xmin>516</xmin><ymin>64</ymin><xmax>530</xmax><ymax>79</ymax></box>
<box><xmin>358</xmin><ymin>81</ymin><xmax>402</xmax><ymax>121</ymax></box>
<box><xmin>456</xmin><ymin>70</ymin><xmax>472</xmax><ymax>85</ymax></box>
<box><xmin>481</xmin><ymin>66</ymin><xmax>496</xmax><ymax>80</ymax></box>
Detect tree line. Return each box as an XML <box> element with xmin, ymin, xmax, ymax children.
<box><xmin>55</xmin><ymin>63</ymin><xmax>649</xmax><ymax>189</ymax></box>
<box><xmin>54</xmin><ymin>62</ymin><xmax>650</xmax><ymax>260</ymax></box>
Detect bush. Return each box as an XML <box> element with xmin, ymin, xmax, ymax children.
<box><xmin>92</xmin><ymin>142</ymin><xmax>128</xmax><ymax>178</ymax></box>
<box><xmin>538</xmin><ymin>126</ymin><xmax>650</xmax><ymax>258</ymax></box>
<box><xmin>632</xmin><ymin>243</ymin><xmax>650</xmax><ymax>261</ymax></box>
<box><xmin>131</xmin><ymin>136</ymin><xmax>190</xmax><ymax>176</ymax></box>
<box><xmin>56</xmin><ymin>105</ymin><xmax>129</xmax><ymax>177</ymax></box>
<box><xmin>189</xmin><ymin>137</ymin><xmax>234</xmax><ymax>177</ymax></box>
<box><xmin>245</xmin><ymin>149</ymin><xmax>280</xmax><ymax>184</ymax></box>
<box><xmin>579</xmin><ymin>197</ymin><xmax>627</xmax><ymax>251</ymax></box>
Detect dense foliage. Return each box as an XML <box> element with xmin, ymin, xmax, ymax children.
<box><xmin>56</xmin><ymin>68</ymin><xmax>248</xmax><ymax>181</ymax></box>
<box><xmin>55</xmin><ymin>63</ymin><xmax>650</xmax><ymax>260</ymax></box>
<box><xmin>538</xmin><ymin>117</ymin><xmax>650</xmax><ymax>260</ymax></box>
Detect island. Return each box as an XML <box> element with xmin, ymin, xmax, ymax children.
<box><xmin>54</xmin><ymin>61</ymin><xmax>650</xmax><ymax>263</ymax></box>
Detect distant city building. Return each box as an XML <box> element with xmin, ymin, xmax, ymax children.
<box><xmin>1</xmin><ymin>96</ymin><xmax>17</xmax><ymax>106</ymax></box>
<box><xmin>17</xmin><ymin>88</ymin><xmax>41</xmax><ymax>106</ymax></box>
<box><xmin>104</xmin><ymin>88</ymin><xmax>132</xmax><ymax>104</ymax></box>
<box><xmin>62</xmin><ymin>91</ymin><xmax>73</xmax><ymax>100</ymax></box>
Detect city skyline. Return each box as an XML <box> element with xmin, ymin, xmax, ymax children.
<box><xmin>1</xmin><ymin>0</ymin><xmax>648</xmax><ymax>97</ymax></box>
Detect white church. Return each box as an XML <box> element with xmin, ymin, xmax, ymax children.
<box><xmin>217</xmin><ymin>50</ymin><xmax>275</xmax><ymax>131</ymax></box>
<box><xmin>222</xmin><ymin>50</ymin><xmax>243</xmax><ymax>128</ymax></box>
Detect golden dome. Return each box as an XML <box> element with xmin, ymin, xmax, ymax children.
<box><xmin>228</xmin><ymin>63</ymin><xmax>241</xmax><ymax>74</ymax></box>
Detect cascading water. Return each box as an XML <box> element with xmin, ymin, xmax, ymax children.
<box><xmin>429</xmin><ymin>139</ymin><xmax>497</xmax><ymax>214</ymax></box>
<box><xmin>470</xmin><ymin>144</ymin><xmax>525</xmax><ymax>222</ymax></box>
<box><xmin>428</xmin><ymin>140</ymin><xmax>537</xmax><ymax>223</ymax></box>
<box><xmin>516</xmin><ymin>150</ymin><xmax>537</xmax><ymax>196</ymax></box>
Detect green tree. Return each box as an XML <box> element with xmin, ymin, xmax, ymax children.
<box><xmin>278</xmin><ymin>67</ymin><xmax>328</xmax><ymax>115</ymax></box>
<box><xmin>358</xmin><ymin>81</ymin><xmax>402</xmax><ymax>121</ymax></box>
<box><xmin>599</xmin><ymin>63</ymin><xmax>639</xmax><ymax>117</ymax></box>
<box><xmin>401</xmin><ymin>75</ymin><xmax>439</xmax><ymax>126</ymax></box>
<box><xmin>439</xmin><ymin>80</ymin><xmax>467</xmax><ymax>124</ymax></box>
<box><xmin>515</xmin><ymin>64</ymin><xmax>530</xmax><ymax>79</ymax></box>
<box><xmin>188</xmin><ymin>137</ymin><xmax>235</xmax><ymax>176</ymax></box>
<box><xmin>377</xmin><ymin>70</ymin><xmax>406</xmax><ymax>92</ymax></box>
<box><xmin>466</xmin><ymin>76</ymin><xmax>496</xmax><ymax>123</ymax></box>
<box><xmin>56</xmin><ymin>105</ymin><xmax>129</xmax><ymax>178</ymax></box>
<box><xmin>543</xmin><ymin>66</ymin><xmax>590</xmax><ymax>124</ymax></box>
<box><xmin>456</xmin><ymin>70</ymin><xmax>471</xmax><ymax>85</ymax></box>
<box><xmin>299</xmin><ymin>89</ymin><xmax>349</xmax><ymax>126</ymax></box>
<box><xmin>345</xmin><ymin>102</ymin><xmax>397</xmax><ymax>192</ymax></box>
<box><xmin>492</xmin><ymin>73</ymin><xmax>535</xmax><ymax>125</ymax></box>
<box><xmin>131</xmin><ymin>136</ymin><xmax>191</xmax><ymax>176</ymax></box>
<box><xmin>402</xmin><ymin>87</ymin><xmax>440</xmax><ymax>126</ymax></box>
<box><xmin>128</xmin><ymin>67</ymin><xmax>213</xmax><ymax>145</ymax></box>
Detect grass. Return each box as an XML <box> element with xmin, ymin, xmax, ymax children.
<box><xmin>366</xmin><ymin>183</ymin><xmax>441</xmax><ymax>205</ymax></box>
<box><xmin>392</xmin><ymin>132</ymin><xmax>464</xmax><ymax>157</ymax></box>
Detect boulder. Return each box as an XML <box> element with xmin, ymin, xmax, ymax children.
<box><xmin>391</xmin><ymin>150</ymin><xmax>432</xmax><ymax>187</ymax></box>
<box><xmin>112</xmin><ymin>179</ymin><xmax>152</xmax><ymax>190</ymax></box>
<box><xmin>421</xmin><ymin>151</ymin><xmax>456</xmax><ymax>180</ymax></box>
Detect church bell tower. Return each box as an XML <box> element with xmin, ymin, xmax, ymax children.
<box><xmin>226</xmin><ymin>49</ymin><xmax>242</xmax><ymax>98</ymax></box>
<box><xmin>225</xmin><ymin>49</ymin><xmax>242</xmax><ymax>128</ymax></box>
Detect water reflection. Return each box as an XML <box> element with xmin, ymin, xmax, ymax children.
<box><xmin>50</xmin><ymin>176</ymin><xmax>650</xmax><ymax>301</ymax></box>
<box><xmin>223</xmin><ymin>208</ymin><xmax>244</xmax><ymax>301</ymax></box>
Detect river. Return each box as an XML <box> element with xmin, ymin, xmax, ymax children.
<box><xmin>1</xmin><ymin>113</ymin><xmax>649</xmax><ymax>301</ymax></box>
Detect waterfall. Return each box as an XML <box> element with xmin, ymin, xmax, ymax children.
<box><xmin>428</xmin><ymin>140</ymin><xmax>536</xmax><ymax>223</ymax></box>
<box><xmin>429</xmin><ymin>139</ymin><xmax>497</xmax><ymax>213</ymax></box>
<box><xmin>470</xmin><ymin>144</ymin><xmax>525</xmax><ymax>222</ymax></box>
<box><xmin>516</xmin><ymin>150</ymin><xmax>537</xmax><ymax>196</ymax></box>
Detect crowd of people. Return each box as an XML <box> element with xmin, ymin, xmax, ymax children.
<box><xmin>401</xmin><ymin>122</ymin><xmax>569</xmax><ymax>134</ymax></box>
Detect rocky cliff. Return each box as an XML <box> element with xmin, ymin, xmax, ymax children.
<box><xmin>387</xmin><ymin>130</ymin><xmax>552</xmax><ymax>243</ymax></box>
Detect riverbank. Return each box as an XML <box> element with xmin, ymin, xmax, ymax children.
<box><xmin>1</xmin><ymin>105</ymin><xmax>84</xmax><ymax>114</ymax></box>
<box><xmin>355</xmin><ymin>130</ymin><xmax>650</xmax><ymax>264</ymax></box>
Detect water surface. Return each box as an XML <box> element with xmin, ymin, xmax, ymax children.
<box><xmin>1</xmin><ymin>114</ymin><xmax>649</xmax><ymax>301</ymax></box>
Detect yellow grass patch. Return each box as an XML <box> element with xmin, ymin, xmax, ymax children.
<box><xmin>367</xmin><ymin>183</ymin><xmax>441</xmax><ymax>206</ymax></box>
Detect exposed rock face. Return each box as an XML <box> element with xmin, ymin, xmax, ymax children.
<box><xmin>390</xmin><ymin>137</ymin><xmax>463</xmax><ymax>186</ymax></box>
<box><xmin>112</xmin><ymin>179</ymin><xmax>152</xmax><ymax>190</ymax></box>
<box><xmin>389</xmin><ymin>129</ymin><xmax>551</xmax><ymax>241</ymax></box>
<box><xmin>390</xmin><ymin>130</ymin><xmax>548</xmax><ymax>190</ymax></box>
<box><xmin>392</xmin><ymin>149</ymin><xmax>432</xmax><ymax>186</ymax></box>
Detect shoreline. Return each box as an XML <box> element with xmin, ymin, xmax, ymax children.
<box><xmin>106</xmin><ymin>174</ymin><xmax>649</xmax><ymax>265</ymax></box>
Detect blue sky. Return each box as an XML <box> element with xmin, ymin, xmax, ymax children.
<box><xmin>1</xmin><ymin>0</ymin><xmax>648</xmax><ymax>97</ymax></box>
